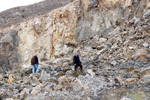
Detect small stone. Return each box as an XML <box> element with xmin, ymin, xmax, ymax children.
<box><xmin>143</xmin><ymin>42</ymin><xmax>149</xmax><ymax>48</ymax></box>
<box><xmin>0</xmin><ymin>81</ymin><xmax>4</xmax><ymax>86</ymax></box>
<box><xmin>43</xmin><ymin>83</ymin><xmax>54</xmax><ymax>89</ymax></box>
<box><xmin>87</xmin><ymin>97</ymin><xmax>92</xmax><ymax>100</ymax></box>
<box><xmin>123</xmin><ymin>51</ymin><xmax>133</xmax><ymax>59</ymax></box>
<box><xmin>55</xmin><ymin>71</ymin><xmax>64</xmax><ymax>79</ymax></box>
<box><xmin>128</xmin><ymin>67</ymin><xmax>134</xmax><ymax>72</ymax></box>
<box><xmin>5</xmin><ymin>98</ymin><xmax>13</xmax><ymax>100</ymax></box>
<box><xmin>84</xmin><ymin>46</ymin><xmax>93</xmax><ymax>52</ymax></box>
<box><xmin>110</xmin><ymin>60</ymin><xmax>117</xmax><ymax>66</ymax></box>
<box><xmin>31</xmin><ymin>86</ymin><xmax>41</xmax><ymax>95</ymax></box>
<box><xmin>87</xmin><ymin>69</ymin><xmax>95</xmax><ymax>76</ymax></box>
<box><xmin>129</xmin><ymin>46</ymin><xmax>134</xmax><ymax>50</ymax></box>
<box><xmin>132</xmin><ymin>49</ymin><xmax>147</xmax><ymax>61</ymax></box>
<box><xmin>8</xmin><ymin>74</ymin><xmax>15</xmax><ymax>83</ymax></box>
<box><xmin>21</xmin><ymin>88</ymin><xmax>30</xmax><ymax>94</ymax></box>
<box><xmin>23</xmin><ymin>76</ymin><xmax>31</xmax><ymax>84</ymax></box>
<box><xmin>141</xmin><ymin>75</ymin><xmax>150</xmax><ymax>83</ymax></box>
<box><xmin>121</xmin><ymin>96</ymin><xmax>132</xmax><ymax>100</ymax></box>
<box><xmin>125</xmin><ymin>78</ymin><xmax>139</xmax><ymax>84</ymax></box>
<box><xmin>99</xmin><ymin>38</ymin><xmax>107</xmax><ymax>43</ymax></box>
<box><xmin>0</xmin><ymin>74</ymin><xmax>3</xmax><ymax>81</ymax></box>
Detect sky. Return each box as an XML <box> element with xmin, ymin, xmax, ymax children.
<box><xmin>0</xmin><ymin>0</ymin><xmax>44</xmax><ymax>12</ymax></box>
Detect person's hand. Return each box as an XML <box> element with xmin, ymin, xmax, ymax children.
<box><xmin>74</xmin><ymin>64</ymin><xmax>76</xmax><ymax>66</ymax></box>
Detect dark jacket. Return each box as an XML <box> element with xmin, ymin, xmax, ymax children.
<box><xmin>31</xmin><ymin>56</ymin><xmax>39</xmax><ymax>65</ymax></box>
<box><xmin>73</xmin><ymin>55</ymin><xmax>81</xmax><ymax>65</ymax></box>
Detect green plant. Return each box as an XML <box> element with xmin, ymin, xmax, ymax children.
<box><xmin>21</xmin><ymin>14</ymin><xmax>25</xmax><ymax>18</ymax></box>
<box><xmin>72</xmin><ymin>71</ymin><xmax>78</xmax><ymax>77</ymax></box>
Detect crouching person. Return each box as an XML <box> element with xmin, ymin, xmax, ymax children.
<box><xmin>73</xmin><ymin>51</ymin><xmax>83</xmax><ymax>73</ymax></box>
<box><xmin>31</xmin><ymin>54</ymin><xmax>39</xmax><ymax>73</ymax></box>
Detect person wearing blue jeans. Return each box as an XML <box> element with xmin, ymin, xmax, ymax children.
<box><xmin>32</xmin><ymin>64</ymin><xmax>39</xmax><ymax>73</ymax></box>
<box><xmin>31</xmin><ymin>54</ymin><xmax>39</xmax><ymax>73</ymax></box>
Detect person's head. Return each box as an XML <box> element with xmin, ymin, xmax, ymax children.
<box><xmin>76</xmin><ymin>51</ymin><xmax>79</xmax><ymax>56</ymax></box>
<box><xmin>34</xmin><ymin>53</ymin><xmax>38</xmax><ymax>56</ymax></box>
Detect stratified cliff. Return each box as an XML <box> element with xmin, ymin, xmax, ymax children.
<box><xmin>0</xmin><ymin>0</ymin><xmax>150</xmax><ymax>72</ymax></box>
<box><xmin>0</xmin><ymin>0</ymin><xmax>150</xmax><ymax>100</ymax></box>
<box><xmin>0</xmin><ymin>0</ymin><xmax>73</xmax><ymax>28</ymax></box>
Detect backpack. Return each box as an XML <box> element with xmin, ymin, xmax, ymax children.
<box><xmin>31</xmin><ymin>57</ymin><xmax>35</xmax><ymax>65</ymax></box>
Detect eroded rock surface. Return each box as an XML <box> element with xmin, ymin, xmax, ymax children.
<box><xmin>0</xmin><ymin>0</ymin><xmax>150</xmax><ymax>100</ymax></box>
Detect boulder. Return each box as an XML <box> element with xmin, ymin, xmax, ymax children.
<box><xmin>99</xmin><ymin>38</ymin><xmax>107</xmax><ymax>43</ymax></box>
<box><xmin>0</xmin><ymin>74</ymin><xmax>3</xmax><ymax>81</ymax></box>
<box><xmin>0</xmin><ymin>81</ymin><xmax>4</xmax><ymax>86</ymax></box>
<box><xmin>21</xmin><ymin>88</ymin><xmax>30</xmax><ymax>95</ymax></box>
<box><xmin>143</xmin><ymin>42</ymin><xmax>149</xmax><ymax>48</ymax></box>
<box><xmin>121</xmin><ymin>97</ymin><xmax>133</xmax><ymax>100</ymax></box>
<box><xmin>31</xmin><ymin>86</ymin><xmax>42</xmax><ymax>95</ymax></box>
<box><xmin>125</xmin><ymin>78</ymin><xmax>139</xmax><ymax>84</ymax></box>
<box><xmin>43</xmin><ymin>82</ymin><xmax>54</xmax><ymax>89</ymax></box>
<box><xmin>39</xmin><ymin>70</ymin><xmax>49</xmax><ymax>82</ymax></box>
<box><xmin>132</xmin><ymin>49</ymin><xmax>148</xmax><ymax>61</ymax></box>
<box><xmin>8</xmin><ymin>74</ymin><xmax>15</xmax><ymax>83</ymax></box>
<box><xmin>55</xmin><ymin>71</ymin><xmax>64</xmax><ymax>79</ymax></box>
<box><xmin>87</xmin><ymin>69</ymin><xmax>95</xmax><ymax>76</ymax></box>
<box><xmin>141</xmin><ymin>74</ymin><xmax>150</xmax><ymax>83</ymax></box>
<box><xmin>25</xmin><ymin>93</ymin><xmax>46</xmax><ymax>100</ymax></box>
<box><xmin>123</xmin><ymin>50</ymin><xmax>133</xmax><ymax>59</ymax></box>
<box><xmin>23</xmin><ymin>76</ymin><xmax>31</xmax><ymax>84</ymax></box>
<box><xmin>58</xmin><ymin>76</ymin><xmax>74</xmax><ymax>87</ymax></box>
<box><xmin>5</xmin><ymin>98</ymin><xmax>13</xmax><ymax>100</ymax></box>
<box><xmin>110</xmin><ymin>60</ymin><xmax>117</xmax><ymax>66</ymax></box>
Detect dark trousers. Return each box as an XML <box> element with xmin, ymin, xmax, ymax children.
<box><xmin>74</xmin><ymin>64</ymin><xmax>82</xmax><ymax>71</ymax></box>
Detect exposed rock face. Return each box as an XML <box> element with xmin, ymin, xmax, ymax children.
<box><xmin>0</xmin><ymin>0</ymin><xmax>74</xmax><ymax>28</ymax></box>
<box><xmin>1</xmin><ymin>0</ymin><xmax>150</xmax><ymax>70</ymax></box>
<box><xmin>1</xmin><ymin>0</ymin><xmax>150</xmax><ymax>100</ymax></box>
<box><xmin>0</xmin><ymin>30</ymin><xmax>20</xmax><ymax>72</ymax></box>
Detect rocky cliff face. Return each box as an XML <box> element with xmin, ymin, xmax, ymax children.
<box><xmin>0</xmin><ymin>0</ymin><xmax>73</xmax><ymax>28</ymax></box>
<box><xmin>0</xmin><ymin>0</ymin><xmax>150</xmax><ymax>99</ymax></box>
<box><xmin>0</xmin><ymin>0</ymin><xmax>150</xmax><ymax>71</ymax></box>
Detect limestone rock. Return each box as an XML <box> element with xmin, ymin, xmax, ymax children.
<box><xmin>55</xmin><ymin>71</ymin><xmax>64</xmax><ymax>79</ymax></box>
<box><xmin>31</xmin><ymin>86</ymin><xmax>42</xmax><ymax>95</ymax></box>
<box><xmin>39</xmin><ymin>70</ymin><xmax>49</xmax><ymax>82</ymax></box>
<box><xmin>58</xmin><ymin>76</ymin><xmax>74</xmax><ymax>87</ymax></box>
<box><xmin>8</xmin><ymin>74</ymin><xmax>15</xmax><ymax>83</ymax></box>
<box><xmin>0</xmin><ymin>74</ymin><xmax>3</xmax><ymax>81</ymax></box>
<box><xmin>143</xmin><ymin>42</ymin><xmax>149</xmax><ymax>48</ymax></box>
<box><xmin>99</xmin><ymin>38</ymin><xmax>107</xmax><ymax>43</ymax></box>
<box><xmin>87</xmin><ymin>69</ymin><xmax>95</xmax><ymax>76</ymax></box>
<box><xmin>1</xmin><ymin>0</ymin><xmax>150</xmax><ymax>100</ymax></box>
<box><xmin>5</xmin><ymin>98</ymin><xmax>13</xmax><ymax>100</ymax></box>
<box><xmin>132</xmin><ymin>49</ymin><xmax>148</xmax><ymax>61</ymax></box>
<box><xmin>23</xmin><ymin>76</ymin><xmax>31</xmax><ymax>84</ymax></box>
<box><xmin>121</xmin><ymin>97</ymin><xmax>132</xmax><ymax>100</ymax></box>
<box><xmin>124</xmin><ymin>78</ymin><xmax>139</xmax><ymax>84</ymax></box>
<box><xmin>141</xmin><ymin>75</ymin><xmax>150</xmax><ymax>83</ymax></box>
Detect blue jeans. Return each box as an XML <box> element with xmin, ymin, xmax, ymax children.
<box><xmin>32</xmin><ymin>64</ymin><xmax>38</xmax><ymax>73</ymax></box>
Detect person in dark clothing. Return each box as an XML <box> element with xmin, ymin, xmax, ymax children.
<box><xmin>0</xmin><ymin>95</ymin><xmax>2</xmax><ymax>100</ymax></box>
<box><xmin>31</xmin><ymin>54</ymin><xmax>39</xmax><ymax>73</ymax></box>
<box><xmin>73</xmin><ymin>52</ymin><xmax>83</xmax><ymax>72</ymax></box>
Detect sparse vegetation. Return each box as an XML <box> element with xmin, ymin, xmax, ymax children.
<box><xmin>21</xmin><ymin>14</ymin><xmax>25</xmax><ymax>18</ymax></box>
<box><xmin>72</xmin><ymin>71</ymin><xmax>78</xmax><ymax>77</ymax></box>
